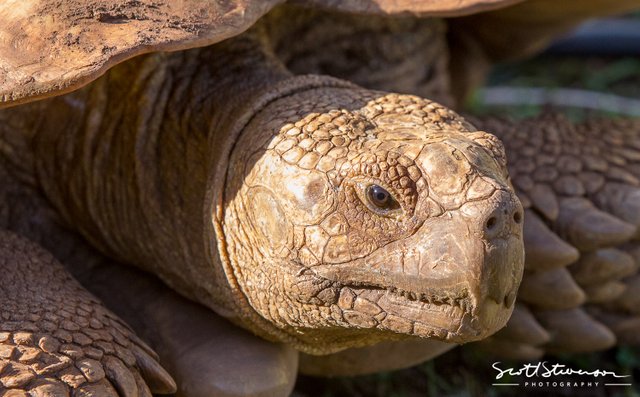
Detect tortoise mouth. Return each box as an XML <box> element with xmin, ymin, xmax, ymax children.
<box><xmin>292</xmin><ymin>200</ymin><xmax>524</xmax><ymax>344</ymax></box>
<box><xmin>387</xmin><ymin>286</ymin><xmax>473</xmax><ymax>311</ymax></box>
<box><xmin>327</xmin><ymin>280</ymin><xmax>513</xmax><ymax>343</ymax></box>
<box><xmin>292</xmin><ymin>244</ymin><xmax>520</xmax><ymax>344</ymax></box>
<box><xmin>293</xmin><ymin>264</ymin><xmax>485</xmax><ymax>341</ymax></box>
<box><xmin>331</xmin><ymin>280</ymin><xmax>473</xmax><ymax>313</ymax></box>
<box><xmin>387</xmin><ymin>288</ymin><xmax>474</xmax><ymax>314</ymax></box>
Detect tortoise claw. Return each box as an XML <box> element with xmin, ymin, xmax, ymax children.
<box><xmin>104</xmin><ymin>356</ymin><xmax>139</xmax><ymax>397</ymax></box>
<box><xmin>132</xmin><ymin>371</ymin><xmax>153</xmax><ymax>397</ymax></box>
<box><xmin>130</xmin><ymin>344</ymin><xmax>176</xmax><ymax>394</ymax></box>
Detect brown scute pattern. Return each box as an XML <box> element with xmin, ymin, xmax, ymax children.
<box><xmin>0</xmin><ymin>231</ymin><xmax>175</xmax><ymax>396</ymax></box>
<box><xmin>0</xmin><ymin>0</ymin><xmax>523</xmax><ymax>108</ymax></box>
<box><xmin>255</xmin><ymin>91</ymin><xmax>480</xmax><ymax>213</ymax></box>
<box><xmin>0</xmin><ymin>0</ymin><xmax>282</xmax><ymax>107</ymax></box>
<box><xmin>264</xmin><ymin>91</ymin><xmax>473</xmax><ymax>139</ymax></box>
<box><xmin>471</xmin><ymin>113</ymin><xmax>640</xmax><ymax>358</ymax></box>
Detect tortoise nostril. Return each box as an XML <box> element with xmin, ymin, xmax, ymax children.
<box><xmin>486</xmin><ymin>216</ymin><xmax>497</xmax><ymax>230</ymax></box>
<box><xmin>513</xmin><ymin>211</ymin><xmax>522</xmax><ymax>224</ymax></box>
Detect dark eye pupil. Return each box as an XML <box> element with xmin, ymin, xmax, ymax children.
<box><xmin>368</xmin><ymin>185</ymin><xmax>391</xmax><ymax>208</ymax></box>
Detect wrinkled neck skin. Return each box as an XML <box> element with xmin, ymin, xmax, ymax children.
<box><xmin>18</xmin><ymin>29</ymin><xmax>360</xmax><ymax>349</ymax></box>
<box><xmin>8</xmin><ymin>26</ymin><xmax>524</xmax><ymax>355</ymax></box>
<box><xmin>23</xmin><ymin>30</ymin><xmax>313</xmax><ymax>322</ymax></box>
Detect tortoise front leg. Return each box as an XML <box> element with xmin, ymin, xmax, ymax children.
<box><xmin>81</xmin><ymin>263</ymin><xmax>299</xmax><ymax>397</ymax></box>
<box><xmin>473</xmin><ymin>113</ymin><xmax>640</xmax><ymax>358</ymax></box>
<box><xmin>0</xmin><ymin>156</ymin><xmax>297</xmax><ymax>397</ymax></box>
<box><xmin>0</xmin><ymin>230</ymin><xmax>176</xmax><ymax>396</ymax></box>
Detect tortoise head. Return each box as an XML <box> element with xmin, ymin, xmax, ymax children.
<box><xmin>220</xmin><ymin>87</ymin><xmax>524</xmax><ymax>354</ymax></box>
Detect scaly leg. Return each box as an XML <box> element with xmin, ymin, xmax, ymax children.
<box><xmin>83</xmin><ymin>263</ymin><xmax>299</xmax><ymax>397</ymax></box>
<box><xmin>0</xmin><ymin>147</ymin><xmax>297</xmax><ymax>397</ymax></box>
<box><xmin>472</xmin><ymin>112</ymin><xmax>640</xmax><ymax>358</ymax></box>
<box><xmin>0</xmin><ymin>230</ymin><xmax>176</xmax><ymax>396</ymax></box>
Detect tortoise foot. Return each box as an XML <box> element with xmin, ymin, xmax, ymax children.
<box><xmin>82</xmin><ymin>264</ymin><xmax>299</xmax><ymax>397</ymax></box>
<box><xmin>0</xmin><ymin>230</ymin><xmax>176</xmax><ymax>396</ymax></box>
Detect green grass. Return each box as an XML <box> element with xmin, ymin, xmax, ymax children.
<box><xmin>466</xmin><ymin>56</ymin><xmax>640</xmax><ymax>121</ymax></box>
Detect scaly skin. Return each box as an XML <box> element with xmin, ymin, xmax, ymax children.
<box><xmin>0</xmin><ymin>5</ymin><xmax>638</xmax><ymax>394</ymax></box>
<box><xmin>0</xmin><ymin>25</ymin><xmax>524</xmax><ymax>356</ymax></box>
<box><xmin>274</xmin><ymin>14</ymin><xmax>640</xmax><ymax>358</ymax></box>
<box><xmin>265</xmin><ymin>8</ymin><xmax>453</xmax><ymax>106</ymax></box>
<box><xmin>0</xmin><ymin>162</ymin><xmax>299</xmax><ymax>397</ymax></box>
<box><xmin>223</xmin><ymin>88</ymin><xmax>524</xmax><ymax>352</ymax></box>
<box><xmin>301</xmin><ymin>113</ymin><xmax>640</xmax><ymax>371</ymax></box>
<box><xmin>0</xmin><ymin>231</ymin><xmax>176</xmax><ymax>396</ymax></box>
<box><xmin>472</xmin><ymin>113</ymin><xmax>640</xmax><ymax>359</ymax></box>
<box><xmin>0</xmin><ymin>146</ymin><xmax>177</xmax><ymax>396</ymax></box>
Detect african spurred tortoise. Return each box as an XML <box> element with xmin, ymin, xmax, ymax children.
<box><xmin>1</xmin><ymin>1</ymin><xmax>640</xmax><ymax>396</ymax></box>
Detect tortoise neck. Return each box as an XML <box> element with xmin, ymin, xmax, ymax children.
<box><xmin>29</xmin><ymin>32</ymin><xmax>294</xmax><ymax>315</ymax></box>
<box><xmin>28</xmin><ymin>30</ymin><xmax>357</xmax><ymax>329</ymax></box>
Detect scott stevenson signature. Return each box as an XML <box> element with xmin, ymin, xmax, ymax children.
<box><xmin>492</xmin><ymin>362</ymin><xmax>630</xmax><ymax>379</ymax></box>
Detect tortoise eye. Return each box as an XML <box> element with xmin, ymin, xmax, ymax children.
<box><xmin>366</xmin><ymin>185</ymin><xmax>398</xmax><ymax>210</ymax></box>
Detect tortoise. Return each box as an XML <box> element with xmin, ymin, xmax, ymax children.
<box><xmin>1</xmin><ymin>1</ymin><xmax>640</xmax><ymax>396</ymax></box>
